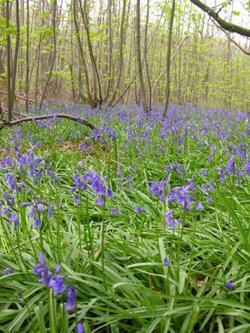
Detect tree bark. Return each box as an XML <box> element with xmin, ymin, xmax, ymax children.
<box><xmin>189</xmin><ymin>0</ymin><xmax>250</xmax><ymax>37</ymax></box>
<box><xmin>6</xmin><ymin>0</ymin><xmax>13</xmax><ymax>121</ymax></box>
<box><xmin>135</xmin><ymin>0</ymin><xmax>148</xmax><ymax>112</ymax></box>
<box><xmin>163</xmin><ymin>0</ymin><xmax>176</xmax><ymax>117</ymax></box>
<box><xmin>0</xmin><ymin>113</ymin><xmax>97</xmax><ymax>131</ymax></box>
<box><xmin>79</xmin><ymin>0</ymin><xmax>103</xmax><ymax>105</ymax></box>
<box><xmin>108</xmin><ymin>0</ymin><xmax>127</xmax><ymax>106</ymax></box>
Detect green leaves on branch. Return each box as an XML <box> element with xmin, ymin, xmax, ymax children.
<box><xmin>0</xmin><ymin>19</ymin><xmax>17</xmax><ymax>35</ymax></box>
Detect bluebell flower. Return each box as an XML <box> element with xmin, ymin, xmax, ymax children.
<box><xmin>225</xmin><ymin>282</ymin><xmax>235</xmax><ymax>291</ymax></box>
<box><xmin>66</xmin><ymin>285</ymin><xmax>76</xmax><ymax>311</ymax></box>
<box><xmin>10</xmin><ymin>212</ymin><xmax>19</xmax><ymax>226</ymax></box>
<box><xmin>3</xmin><ymin>268</ymin><xmax>14</xmax><ymax>275</ymax></box>
<box><xmin>97</xmin><ymin>196</ymin><xmax>104</xmax><ymax>206</ymax></box>
<box><xmin>150</xmin><ymin>181</ymin><xmax>168</xmax><ymax>201</ymax></box>
<box><xmin>49</xmin><ymin>275</ymin><xmax>67</xmax><ymax>294</ymax></box>
<box><xmin>165</xmin><ymin>210</ymin><xmax>175</xmax><ymax>229</ymax></box>
<box><xmin>135</xmin><ymin>205</ymin><xmax>146</xmax><ymax>214</ymax></box>
<box><xmin>196</xmin><ymin>202</ymin><xmax>204</xmax><ymax>211</ymax></box>
<box><xmin>243</xmin><ymin>159</ymin><xmax>250</xmax><ymax>176</ymax></box>
<box><xmin>206</xmin><ymin>197</ymin><xmax>213</xmax><ymax>204</ymax></box>
<box><xmin>6</xmin><ymin>173</ymin><xmax>16</xmax><ymax>190</ymax></box>
<box><xmin>110</xmin><ymin>208</ymin><xmax>121</xmax><ymax>215</ymax></box>
<box><xmin>34</xmin><ymin>217</ymin><xmax>41</xmax><ymax>228</ymax></box>
<box><xmin>91</xmin><ymin>178</ymin><xmax>105</xmax><ymax>195</ymax></box>
<box><xmin>162</xmin><ymin>257</ymin><xmax>169</xmax><ymax>265</ymax></box>
<box><xmin>106</xmin><ymin>189</ymin><xmax>113</xmax><ymax>198</ymax></box>
<box><xmin>54</xmin><ymin>264</ymin><xmax>61</xmax><ymax>275</ymax></box>
<box><xmin>47</xmin><ymin>206</ymin><xmax>53</xmax><ymax>218</ymax></box>
<box><xmin>33</xmin><ymin>253</ymin><xmax>51</xmax><ymax>286</ymax></box>
<box><xmin>77</xmin><ymin>322</ymin><xmax>84</xmax><ymax>333</ymax></box>
<box><xmin>226</xmin><ymin>155</ymin><xmax>235</xmax><ymax>174</ymax></box>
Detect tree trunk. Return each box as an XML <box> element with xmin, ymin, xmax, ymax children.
<box><xmin>163</xmin><ymin>0</ymin><xmax>175</xmax><ymax>117</ymax></box>
<box><xmin>6</xmin><ymin>0</ymin><xmax>13</xmax><ymax>121</ymax></box>
<box><xmin>135</xmin><ymin>0</ymin><xmax>148</xmax><ymax>112</ymax></box>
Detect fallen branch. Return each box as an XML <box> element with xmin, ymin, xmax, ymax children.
<box><xmin>0</xmin><ymin>113</ymin><xmax>97</xmax><ymax>132</ymax></box>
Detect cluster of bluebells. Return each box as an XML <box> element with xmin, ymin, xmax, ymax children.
<box><xmin>101</xmin><ymin>125</ymin><xmax>117</xmax><ymax>141</ymax></box>
<box><xmin>33</xmin><ymin>253</ymin><xmax>77</xmax><ymax>311</ymax></box>
<box><xmin>217</xmin><ymin>154</ymin><xmax>250</xmax><ymax>183</ymax></box>
<box><xmin>21</xmin><ymin>196</ymin><xmax>52</xmax><ymax>228</ymax></box>
<box><xmin>165</xmin><ymin>210</ymin><xmax>180</xmax><ymax>229</ymax></box>
<box><xmin>71</xmin><ymin>170</ymin><xmax>113</xmax><ymax>206</ymax></box>
<box><xmin>0</xmin><ymin>193</ymin><xmax>19</xmax><ymax>226</ymax></box>
<box><xmin>168</xmin><ymin>180</ymin><xmax>196</xmax><ymax>211</ymax></box>
<box><xmin>200</xmin><ymin>180</ymin><xmax>215</xmax><ymax>204</ymax></box>
<box><xmin>16</xmin><ymin>151</ymin><xmax>44</xmax><ymax>186</ymax></box>
<box><xmin>165</xmin><ymin>162</ymin><xmax>184</xmax><ymax>178</ymax></box>
<box><xmin>150</xmin><ymin>180</ymin><xmax>168</xmax><ymax>202</ymax></box>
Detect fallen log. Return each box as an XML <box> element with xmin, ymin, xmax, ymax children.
<box><xmin>0</xmin><ymin>113</ymin><xmax>97</xmax><ymax>132</ymax></box>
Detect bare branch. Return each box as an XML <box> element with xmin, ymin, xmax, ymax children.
<box><xmin>212</xmin><ymin>19</ymin><xmax>250</xmax><ymax>55</ymax></box>
<box><xmin>0</xmin><ymin>114</ymin><xmax>97</xmax><ymax>132</ymax></box>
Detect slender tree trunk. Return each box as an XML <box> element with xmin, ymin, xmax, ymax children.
<box><xmin>72</xmin><ymin>0</ymin><xmax>93</xmax><ymax>105</ymax></box>
<box><xmin>105</xmin><ymin>0</ymin><xmax>113</xmax><ymax>100</ymax></box>
<box><xmin>144</xmin><ymin>0</ymin><xmax>152</xmax><ymax>108</ymax></box>
<box><xmin>11</xmin><ymin>0</ymin><xmax>20</xmax><ymax>111</ymax></box>
<box><xmin>25</xmin><ymin>0</ymin><xmax>30</xmax><ymax>113</ymax></box>
<box><xmin>108</xmin><ymin>0</ymin><xmax>127</xmax><ymax>106</ymax></box>
<box><xmin>79</xmin><ymin>0</ymin><xmax>103</xmax><ymax>105</ymax></box>
<box><xmin>136</xmin><ymin>0</ymin><xmax>148</xmax><ymax>112</ymax></box>
<box><xmin>163</xmin><ymin>0</ymin><xmax>176</xmax><ymax>117</ymax></box>
<box><xmin>6</xmin><ymin>0</ymin><xmax>13</xmax><ymax>121</ymax></box>
<box><xmin>39</xmin><ymin>0</ymin><xmax>57</xmax><ymax>111</ymax></box>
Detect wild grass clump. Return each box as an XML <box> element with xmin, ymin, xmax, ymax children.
<box><xmin>0</xmin><ymin>104</ymin><xmax>249</xmax><ymax>333</ymax></box>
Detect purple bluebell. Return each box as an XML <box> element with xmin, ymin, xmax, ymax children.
<box><xmin>97</xmin><ymin>196</ymin><xmax>104</xmax><ymax>206</ymax></box>
<box><xmin>77</xmin><ymin>322</ymin><xmax>84</xmax><ymax>333</ymax></box>
<box><xmin>226</xmin><ymin>155</ymin><xmax>235</xmax><ymax>174</ymax></box>
<box><xmin>3</xmin><ymin>268</ymin><xmax>14</xmax><ymax>275</ymax></box>
<box><xmin>196</xmin><ymin>202</ymin><xmax>204</xmax><ymax>211</ymax></box>
<box><xmin>199</xmin><ymin>169</ymin><xmax>207</xmax><ymax>177</ymax></box>
<box><xmin>6</xmin><ymin>173</ymin><xmax>16</xmax><ymax>190</ymax></box>
<box><xmin>49</xmin><ymin>275</ymin><xmax>67</xmax><ymax>294</ymax></box>
<box><xmin>33</xmin><ymin>253</ymin><xmax>51</xmax><ymax>286</ymax></box>
<box><xmin>10</xmin><ymin>212</ymin><xmax>19</xmax><ymax>226</ymax></box>
<box><xmin>110</xmin><ymin>208</ymin><xmax>121</xmax><ymax>215</ymax></box>
<box><xmin>91</xmin><ymin>178</ymin><xmax>105</xmax><ymax>195</ymax></box>
<box><xmin>206</xmin><ymin>197</ymin><xmax>213</xmax><ymax>204</ymax></box>
<box><xmin>47</xmin><ymin>206</ymin><xmax>53</xmax><ymax>218</ymax></box>
<box><xmin>243</xmin><ymin>159</ymin><xmax>250</xmax><ymax>176</ymax></box>
<box><xmin>150</xmin><ymin>181</ymin><xmax>168</xmax><ymax>201</ymax></box>
<box><xmin>225</xmin><ymin>282</ymin><xmax>235</xmax><ymax>291</ymax></box>
<box><xmin>168</xmin><ymin>183</ymin><xmax>194</xmax><ymax>211</ymax></box>
<box><xmin>37</xmin><ymin>203</ymin><xmax>44</xmax><ymax>212</ymax></box>
<box><xmin>34</xmin><ymin>217</ymin><xmax>41</xmax><ymax>228</ymax></box>
<box><xmin>135</xmin><ymin>205</ymin><xmax>146</xmax><ymax>214</ymax></box>
<box><xmin>106</xmin><ymin>189</ymin><xmax>113</xmax><ymax>198</ymax></box>
<box><xmin>65</xmin><ymin>285</ymin><xmax>76</xmax><ymax>311</ymax></box>
<box><xmin>162</xmin><ymin>257</ymin><xmax>169</xmax><ymax>265</ymax></box>
<box><xmin>165</xmin><ymin>210</ymin><xmax>175</xmax><ymax>229</ymax></box>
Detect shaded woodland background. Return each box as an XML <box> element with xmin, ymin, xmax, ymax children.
<box><xmin>1</xmin><ymin>0</ymin><xmax>250</xmax><ymax>115</ymax></box>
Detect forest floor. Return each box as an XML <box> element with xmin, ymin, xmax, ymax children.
<box><xmin>0</xmin><ymin>103</ymin><xmax>249</xmax><ymax>333</ymax></box>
